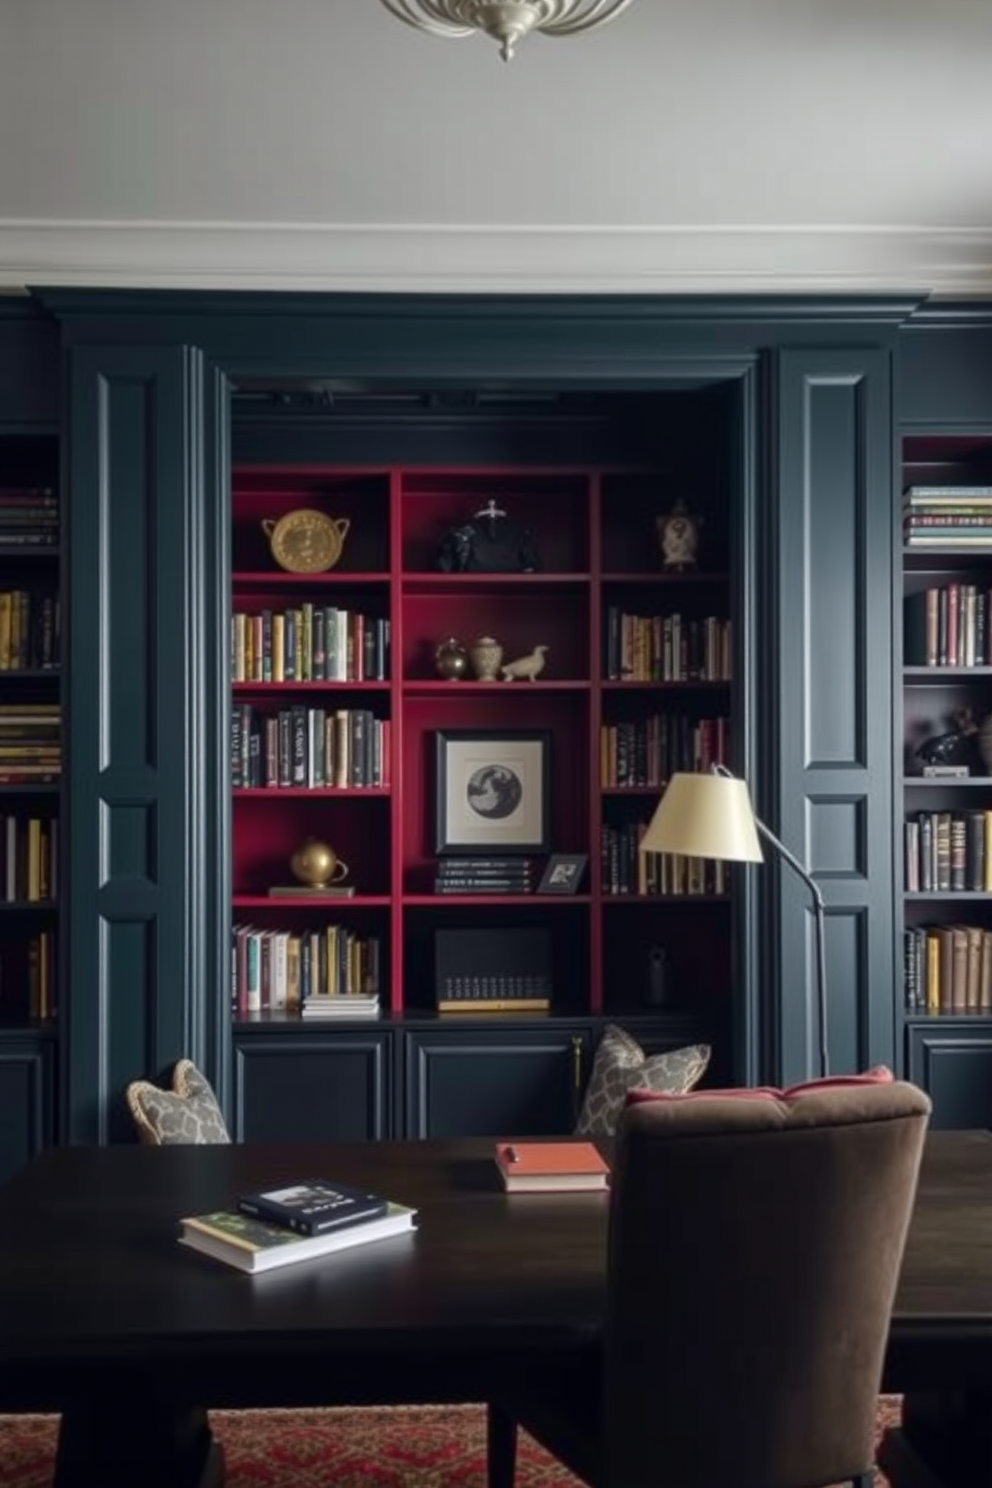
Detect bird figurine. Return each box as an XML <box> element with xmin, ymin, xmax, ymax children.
<box><xmin>501</xmin><ymin>644</ymin><xmax>549</xmax><ymax>682</ymax></box>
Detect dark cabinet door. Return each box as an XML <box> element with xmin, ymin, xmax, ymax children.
<box><xmin>403</xmin><ymin>1024</ymin><xmax>589</xmax><ymax>1139</ymax></box>
<box><xmin>0</xmin><ymin>1039</ymin><xmax>54</xmax><ymax>1186</ymax></box>
<box><xmin>907</xmin><ymin>1025</ymin><xmax>992</xmax><ymax>1131</ymax></box>
<box><xmin>232</xmin><ymin>1031</ymin><xmax>393</xmax><ymax>1143</ymax></box>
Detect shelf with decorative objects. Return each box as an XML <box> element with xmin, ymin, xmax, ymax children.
<box><xmin>228</xmin><ymin>453</ymin><xmax>738</xmax><ymax>1048</ymax></box>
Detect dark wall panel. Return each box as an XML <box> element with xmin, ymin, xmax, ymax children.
<box><xmin>65</xmin><ymin>346</ymin><xmax>225</xmax><ymax>1142</ymax></box>
<box><xmin>770</xmin><ymin>348</ymin><xmax>896</xmax><ymax>1084</ymax></box>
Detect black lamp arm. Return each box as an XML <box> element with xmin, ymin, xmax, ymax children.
<box><xmin>713</xmin><ymin>765</ymin><xmax>829</xmax><ymax>1079</ymax></box>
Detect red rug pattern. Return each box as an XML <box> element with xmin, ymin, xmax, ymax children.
<box><xmin>0</xmin><ymin>1398</ymin><xmax>902</xmax><ymax>1487</ymax></box>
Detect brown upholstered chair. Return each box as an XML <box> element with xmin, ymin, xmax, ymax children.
<box><xmin>488</xmin><ymin>1077</ymin><xmax>931</xmax><ymax>1488</ymax></box>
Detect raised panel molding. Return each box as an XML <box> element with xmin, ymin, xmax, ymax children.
<box><xmin>65</xmin><ymin>344</ymin><xmax>223</xmax><ymax>1143</ymax></box>
<box><xmin>0</xmin><ymin>1043</ymin><xmax>53</xmax><ymax>1185</ymax></box>
<box><xmin>907</xmin><ymin>1032</ymin><xmax>992</xmax><ymax>1130</ymax></box>
<box><xmin>767</xmin><ymin>348</ymin><xmax>896</xmax><ymax>1084</ymax></box>
<box><xmin>232</xmin><ymin>1037</ymin><xmax>391</xmax><ymax>1143</ymax></box>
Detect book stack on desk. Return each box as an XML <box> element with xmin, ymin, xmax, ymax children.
<box><xmin>494</xmin><ymin>1141</ymin><xmax>610</xmax><ymax>1194</ymax></box>
<box><xmin>178</xmin><ymin>1178</ymin><xmax>417</xmax><ymax>1273</ymax></box>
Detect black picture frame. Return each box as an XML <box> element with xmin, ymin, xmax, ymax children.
<box><xmin>435</xmin><ymin>729</ymin><xmax>552</xmax><ymax>855</ymax></box>
<box><xmin>537</xmin><ymin>853</ymin><xmax>588</xmax><ymax>895</ymax></box>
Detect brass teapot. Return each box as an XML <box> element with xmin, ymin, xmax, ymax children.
<box><xmin>261</xmin><ymin>509</ymin><xmax>351</xmax><ymax>574</ymax></box>
<box><xmin>290</xmin><ymin>838</ymin><xmax>350</xmax><ymax>889</ymax></box>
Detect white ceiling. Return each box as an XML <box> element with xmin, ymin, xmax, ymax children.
<box><xmin>1</xmin><ymin>0</ymin><xmax>991</xmax><ymax>295</ymax></box>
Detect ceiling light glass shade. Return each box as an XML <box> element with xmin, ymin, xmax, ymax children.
<box><xmin>378</xmin><ymin>0</ymin><xmax>634</xmax><ymax>62</ymax></box>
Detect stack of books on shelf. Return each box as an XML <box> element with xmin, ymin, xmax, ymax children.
<box><xmin>601</xmin><ymin>820</ymin><xmax>728</xmax><ymax>896</ymax></box>
<box><xmin>904</xmin><ymin>582</ymin><xmax>991</xmax><ymax>668</ymax></box>
<box><xmin>905</xmin><ymin>809</ymin><xmax>992</xmax><ymax>894</ymax></box>
<box><xmin>232</xmin><ymin>703</ymin><xmax>388</xmax><ymax>788</ymax></box>
<box><xmin>231</xmin><ymin>606</ymin><xmax>390</xmax><ymax>683</ymax></box>
<box><xmin>903</xmin><ymin>486</ymin><xmax>992</xmax><ymax>550</ymax></box>
<box><xmin>179</xmin><ymin>1178</ymin><xmax>417</xmax><ymax>1274</ymax></box>
<box><xmin>0</xmin><ymin>588</ymin><xmax>60</xmax><ymax>670</ymax></box>
<box><xmin>1</xmin><ymin>814</ymin><xmax>57</xmax><ymax>901</ymax></box>
<box><xmin>434</xmin><ymin>857</ymin><xmax>536</xmax><ymax>895</ymax></box>
<box><xmin>604</xmin><ymin>608</ymin><xmax>732</xmax><ymax>682</ymax></box>
<box><xmin>232</xmin><ymin>924</ymin><xmax>380</xmax><ymax>1017</ymax></box>
<box><xmin>600</xmin><ymin>714</ymin><xmax>728</xmax><ymax>788</ymax></box>
<box><xmin>904</xmin><ymin>924</ymin><xmax>992</xmax><ymax>1015</ymax></box>
<box><xmin>0</xmin><ymin>488</ymin><xmax>58</xmax><ymax>550</ymax></box>
<box><xmin>0</xmin><ymin>704</ymin><xmax>61</xmax><ymax>784</ymax></box>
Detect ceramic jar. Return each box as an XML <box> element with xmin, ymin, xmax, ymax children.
<box><xmin>469</xmin><ymin>636</ymin><xmax>504</xmax><ymax>682</ymax></box>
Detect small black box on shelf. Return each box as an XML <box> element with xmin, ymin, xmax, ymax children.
<box><xmin>434</xmin><ymin>926</ymin><xmax>552</xmax><ymax>1012</ymax></box>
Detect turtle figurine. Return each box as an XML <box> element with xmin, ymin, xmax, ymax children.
<box><xmin>915</xmin><ymin>706</ymin><xmax>982</xmax><ymax>773</ymax></box>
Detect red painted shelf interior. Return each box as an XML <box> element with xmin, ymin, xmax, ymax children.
<box><xmin>231</xmin><ymin>460</ymin><xmax>734</xmax><ymax>1021</ymax></box>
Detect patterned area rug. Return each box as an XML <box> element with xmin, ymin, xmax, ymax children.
<box><xmin>0</xmin><ymin>1398</ymin><xmax>902</xmax><ymax>1487</ymax></box>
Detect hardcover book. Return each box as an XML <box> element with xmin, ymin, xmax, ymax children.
<box><xmin>494</xmin><ymin>1140</ymin><xmax>610</xmax><ymax>1194</ymax></box>
<box><xmin>179</xmin><ymin>1202</ymin><xmax>417</xmax><ymax>1274</ymax></box>
<box><xmin>236</xmin><ymin>1178</ymin><xmax>389</xmax><ymax>1235</ymax></box>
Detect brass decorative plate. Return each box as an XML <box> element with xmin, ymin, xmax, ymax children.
<box><xmin>261</xmin><ymin>510</ymin><xmax>351</xmax><ymax>574</ymax></box>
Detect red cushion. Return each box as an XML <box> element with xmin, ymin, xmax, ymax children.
<box><xmin>625</xmin><ymin>1066</ymin><xmax>893</xmax><ymax>1108</ymax></box>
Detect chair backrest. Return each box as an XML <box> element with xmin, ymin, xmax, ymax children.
<box><xmin>602</xmin><ymin>1080</ymin><xmax>931</xmax><ymax>1488</ymax></box>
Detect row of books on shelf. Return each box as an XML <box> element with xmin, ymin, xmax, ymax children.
<box><xmin>904</xmin><ymin>811</ymin><xmax>992</xmax><ymax>894</ymax></box>
<box><xmin>904</xmin><ymin>923</ymin><xmax>992</xmax><ymax>1013</ymax></box>
<box><xmin>231</xmin><ymin>704</ymin><xmax>389</xmax><ymax>790</ymax></box>
<box><xmin>231</xmin><ymin>923</ymin><xmax>381</xmax><ymax>1018</ymax></box>
<box><xmin>599</xmin><ymin>715</ymin><xmax>728</xmax><ymax>789</ymax></box>
<box><xmin>0</xmin><ymin>488</ymin><xmax>58</xmax><ymax>547</ymax></box>
<box><xmin>0</xmin><ymin>704</ymin><xmax>61</xmax><ymax>783</ymax></box>
<box><xmin>604</xmin><ymin>609</ymin><xmax>731</xmax><ymax>683</ymax></box>
<box><xmin>0</xmin><ymin>931</ymin><xmax>56</xmax><ymax>1021</ymax></box>
<box><xmin>1</xmin><ymin>814</ymin><xmax>57</xmax><ymax>902</ymax></box>
<box><xmin>904</xmin><ymin>584</ymin><xmax>992</xmax><ymax>668</ymax></box>
<box><xmin>232</xmin><ymin>607</ymin><xmax>389</xmax><ymax>684</ymax></box>
<box><xmin>903</xmin><ymin>486</ymin><xmax>992</xmax><ymax>548</ymax></box>
<box><xmin>0</xmin><ymin>589</ymin><xmax>59</xmax><ymax>671</ymax></box>
<box><xmin>601</xmin><ymin>821</ymin><xmax>729</xmax><ymax>897</ymax></box>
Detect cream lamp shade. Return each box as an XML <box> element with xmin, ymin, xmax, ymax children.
<box><xmin>640</xmin><ymin>772</ymin><xmax>763</xmax><ymax>864</ymax></box>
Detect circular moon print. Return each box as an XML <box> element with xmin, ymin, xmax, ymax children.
<box><xmin>466</xmin><ymin>764</ymin><xmax>523</xmax><ymax>821</ymax></box>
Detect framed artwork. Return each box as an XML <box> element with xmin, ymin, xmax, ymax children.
<box><xmin>435</xmin><ymin>729</ymin><xmax>551</xmax><ymax>855</ymax></box>
<box><xmin>537</xmin><ymin>853</ymin><xmax>588</xmax><ymax>896</ymax></box>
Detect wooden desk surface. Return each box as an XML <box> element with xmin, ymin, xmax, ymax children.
<box><xmin>1</xmin><ymin>1130</ymin><xmax>991</xmax><ymax>1410</ymax></box>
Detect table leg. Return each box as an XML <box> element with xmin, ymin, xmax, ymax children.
<box><xmin>878</xmin><ymin>1392</ymin><xmax>992</xmax><ymax>1488</ymax></box>
<box><xmin>54</xmin><ymin>1400</ymin><xmax>223</xmax><ymax>1488</ymax></box>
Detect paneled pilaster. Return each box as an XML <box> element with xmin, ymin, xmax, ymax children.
<box><xmin>765</xmin><ymin>348</ymin><xmax>896</xmax><ymax>1084</ymax></box>
<box><xmin>64</xmin><ymin>345</ymin><xmax>228</xmax><ymax>1142</ymax></box>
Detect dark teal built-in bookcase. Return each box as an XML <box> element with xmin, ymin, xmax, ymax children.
<box><xmin>0</xmin><ymin>291</ymin><xmax>989</xmax><ymax>1175</ymax></box>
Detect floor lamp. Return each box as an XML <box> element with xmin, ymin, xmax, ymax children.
<box><xmin>639</xmin><ymin>763</ymin><xmax>830</xmax><ymax>1080</ymax></box>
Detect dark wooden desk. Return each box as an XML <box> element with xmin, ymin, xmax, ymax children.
<box><xmin>0</xmin><ymin>1133</ymin><xmax>989</xmax><ymax>1488</ymax></box>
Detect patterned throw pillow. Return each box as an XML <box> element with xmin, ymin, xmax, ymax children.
<box><xmin>126</xmin><ymin>1058</ymin><xmax>231</xmax><ymax>1146</ymax></box>
<box><xmin>576</xmin><ymin>1025</ymin><xmax>710</xmax><ymax>1136</ymax></box>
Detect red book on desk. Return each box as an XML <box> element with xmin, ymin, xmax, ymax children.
<box><xmin>494</xmin><ymin>1140</ymin><xmax>610</xmax><ymax>1193</ymax></box>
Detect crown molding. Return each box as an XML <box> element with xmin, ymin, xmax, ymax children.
<box><xmin>1</xmin><ymin>220</ymin><xmax>991</xmax><ymax>298</ymax></box>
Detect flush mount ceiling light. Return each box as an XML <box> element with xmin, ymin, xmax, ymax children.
<box><xmin>379</xmin><ymin>1</ymin><xmax>634</xmax><ymax>62</ymax></box>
